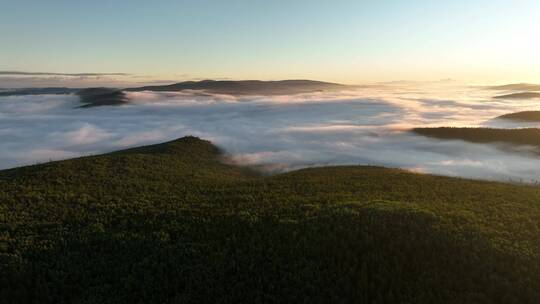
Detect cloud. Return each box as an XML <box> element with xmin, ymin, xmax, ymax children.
<box><xmin>2</xmin><ymin>83</ymin><xmax>540</xmax><ymax>183</ymax></box>
<box><xmin>0</xmin><ymin>71</ymin><xmax>197</xmax><ymax>89</ymax></box>
<box><xmin>49</xmin><ymin>123</ymin><xmax>113</xmax><ymax>146</ymax></box>
<box><xmin>0</xmin><ymin>71</ymin><xmax>172</xmax><ymax>89</ymax></box>
<box><xmin>0</xmin><ymin>71</ymin><xmax>129</xmax><ymax>77</ymax></box>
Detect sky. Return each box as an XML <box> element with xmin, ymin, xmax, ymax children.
<box><xmin>1</xmin><ymin>0</ymin><xmax>539</xmax><ymax>85</ymax></box>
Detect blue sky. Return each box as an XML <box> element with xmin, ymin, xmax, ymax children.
<box><xmin>1</xmin><ymin>0</ymin><xmax>539</xmax><ymax>84</ymax></box>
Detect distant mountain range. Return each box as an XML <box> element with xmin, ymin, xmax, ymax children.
<box><xmin>126</xmin><ymin>79</ymin><xmax>346</xmax><ymax>95</ymax></box>
<box><xmin>0</xmin><ymin>79</ymin><xmax>348</xmax><ymax>107</ymax></box>
<box><xmin>0</xmin><ymin>87</ymin><xmax>80</xmax><ymax>96</ymax></box>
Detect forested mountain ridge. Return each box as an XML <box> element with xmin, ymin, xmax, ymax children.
<box><xmin>0</xmin><ymin>80</ymin><xmax>348</xmax><ymax>108</ymax></box>
<box><xmin>1</xmin><ymin>136</ymin><xmax>539</xmax><ymax>303</ymax></box>
<box><xmin>126</xmin><ymin>79</ymin><xmax>347</xmax><ymax>95</ymax></box>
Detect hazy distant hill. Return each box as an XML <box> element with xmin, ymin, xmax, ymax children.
<box><xmin>497</xmin><ymin>111</ymin><xmax>540</xmax><ymax>122</ymax></box>
<box><xmin>76</xmin><ymin>87</ymin><xmax>128</xmax><ymax>108</ymax></box>
<box><xmin>0</xmin><ymin>87</ymin><xmax>128</xmax><ymax>108</ymax></box>
<box><xmin>127</xmin><ymin>79</ymin><xmax>347</xmax><ymax>95</ymax></box>
<box><xmin>487</xmin><ymin>83</ymin><xmax>540</xmax><ymax>91</ymax></box>
<box><xmin>0</xmin><ymin>87</ymin><xmax>79</xmax><ymax>96</ymax></box>
<box><xmin>1</xmin><ymin>136</ymin><xmax>539</xmax><ymax>303</ymax></box>
<box><xmin>413</xmin><ymin>127</ymin><xmax>540</xmax><ymax>153</ymax></box>
<box><xmin>0</xmin><ymin>80</ymin><xmax>349</xmax><ymax>108</ymax></box>
<box><xmin>494</xmin><ymin>92</ymin><xmax>540</xmax><ymax>99</ymax></box>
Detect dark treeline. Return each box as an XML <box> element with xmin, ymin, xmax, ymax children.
<box><xmin>413</xmin><ymin>127</ymin><xmax>540</xmax><ymax>152</ymax></box>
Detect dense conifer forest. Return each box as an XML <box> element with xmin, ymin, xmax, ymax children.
<box><xmin>1</xmin><ymin>136</ymin><xmax>539</xmax><ymax>303</ymax></box>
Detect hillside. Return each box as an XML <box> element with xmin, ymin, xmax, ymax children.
<box><xmin>0</xmin><ymin>87</ymin><xmax>79</xmax><ymax>96</ymax></box>
<box><xmin>1</xmin><ymin>137</ymin><xmax>540</xmax><ymax>303</ymax></box>
<box><xmin>494</xmin><ymin>92</ymin><xmax>540</xmax><ymax>99</ymax></box>
<box><xmin>76</xmin><ymin>87</ymin><xmax>127</xmax><ymax>108</ymax></box>
<box><xmin>487</xmin><ymin>83</ymin><xmax>540</xmax><ymax>91</ymax></box>
<box><xmin>0</xmin><ymin>80</ymin><xmax>348</xmax><ymax>108</ymax></box>
<box><xmin>126</xmin><ymin>79</ymin><xmax>347</xmax><ymax>95</ymax></box>
<box><xmin>497</xmin><ymin>111</ymin><xmax>540</xmax><ymax>122</ymax></box>
<box><xmin>413</xmin><ymin>127</ymin><xmax>540</xmax><ymax>153</ymax></box>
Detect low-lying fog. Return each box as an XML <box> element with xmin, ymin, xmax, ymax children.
<box><xmin>2</xmin><ymin>82</ymin><xmax>540</xmax><ymax>183</ymax></box>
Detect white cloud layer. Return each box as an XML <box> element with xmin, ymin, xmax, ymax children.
<box><xmin>2</xmin><ymin>83</ymin><xmax>540</xmax><ymax>183</ymax></box>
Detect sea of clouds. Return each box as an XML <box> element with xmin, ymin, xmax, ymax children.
<box><xmin>2</xmin><ymin>82</ymin><xmax>540</xmax><ymax>182</ymax></box>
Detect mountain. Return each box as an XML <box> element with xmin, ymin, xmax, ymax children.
<box><xmin>126</xmin><ymin>79</ymin><xmax>348</xmax><ymax>95</ymax></box>
<box><xmin>1</xmin><ymin>136</ymin><xmax>539</xmax><ymax>303</ymax></box>
<box><xmin>76</xmin><ymin>87</ymin><xmax>128</xmax><ymax>108</ymax></box>
<box><xmin>0</xmin><ymin>87</ymin><xmax>127</xmax><ymax>108</ymax></box>
<box><xmin>486</xmin><ymin>83</ymin><xmax>540</xmax><ymax>100</ymax></box>
<box><xmin>0</xmin><ymin>80</ymin><xmax>349</xmax><ymax>108</ymax></box>
<box><xmin>497</xmin><ymin>111</ymin><xmax>540</xmax><ymax>122</ymax></box>
<box><xmin>0</xmin><ymin>87</ymin><xmax>79</xmax><ymax>96</ymax></box>
<box><xmin>486</xmin><ymin>83</ymin><xmax>540</xmax><ymax>91</ymax></box>
<box><xmin>413</xmin><ymin>127</ymin><xmax>540</xmax><ymax>153</ymax></box>
<box><xmin>494</xmin><ymin>92</ymin><xmax>540</xmax><ymax>100</ymax></box>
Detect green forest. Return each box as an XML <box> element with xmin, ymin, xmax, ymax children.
<box><xmin>1</xmin><ymin>136</ymin><xmax>539</xmax><ymax>303</ymax></box>
<box><xmin>413</xmin><ymin>127</ymin><xmax>540</xmax><ymax>153</ymax></box>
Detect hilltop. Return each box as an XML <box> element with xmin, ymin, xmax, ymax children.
<box><xmin>0</xmin><ymin>80</ymin><xmax>348</xmax><ymax>107</ymax></box>
<box><xmin>126</xmin><ymin>79</ymin><xmax>347</xmax><ymax>95</ymax></box>
<box><xmin>413</xmin><ymin>127</ymin><xmax>540</xmax><ymax>154</ymax></box>
<box><xmin>497</xmin><ymin>111</ymin><xmax>540</xmax><ymax>122</ymax></box>
<box><xmin>76</xmin><ymin>87</ymin><xmax>128</xmax><ymax>108</ymax></box>
<box><xmin>1</xmin><ymin>136</ymin><xmax>539</xmax><ymax>303</ymax></box>
<box><xmin>0</xmin><ymin>87</ymin><xmax>79</xmax><ymax>96</ymax></box>
<box><xmin>485</xmin><ymin>83</ymin><xmax>540</xmax><ymax>100</ymax></box>
<box><xmin>486</xmin><ymin>83</ymin><xmax>540</xmax><ymax>91</ymax></box>
<box><xmin>494</xmin><ymin>92</ymin><xmax>540</xmax><ymax>100</ymax></box>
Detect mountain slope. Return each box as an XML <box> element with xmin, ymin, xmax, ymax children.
<box><xmin>487</xmin><ymin>83</ymin><xmax>540</xmax><ymax>91</ymax></box>
<box><xmin>494</xmin><ymin>92</ymin><xmax>540</xmax><ymax>99</ymax></box>
<box><xmin>0</xmin><ymin>87</ymin><xmax>79</xmax><ymax>96</ymax></box>
<box><xmin>413</xmin><ymin>127</ymin><xmax>540</xmax><ymax>154</ymax></box>
<box><xmin>76</xmin><ymin>87</ymin><xmax>128</xmax><ymax>108</ymax></box>
<box><xmin>0</xmin><ymin>80</ymin><xmax>349</xmax><ymax>108</ymax></box>
<box><xmin>1</xmin><ymin>137</ymin><xmax>539</xmax><ymax>303</ymax></box>
<box><xmin>126</xmin><ymin>79</ymin><xmax>347</xmax><ymax>95</ymax></box>
<box><xmin>497</xmin><ymin>111</ymin><xmax>540</xmax><ymax>122</ymax></box>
